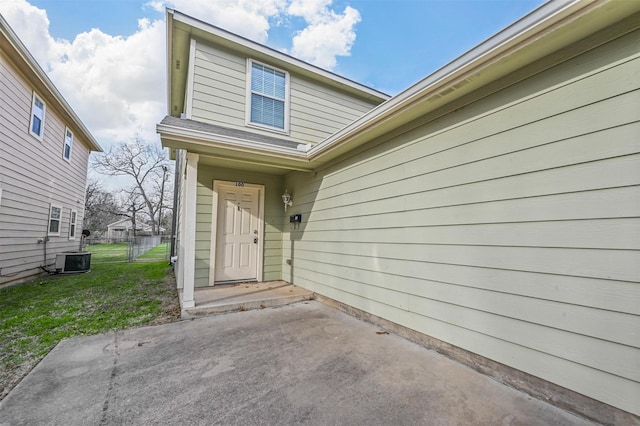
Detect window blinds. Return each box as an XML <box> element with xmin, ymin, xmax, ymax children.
<box><xmin>250</xmin><ymin>62</ymin><xmax>286</xmax><ymax>129</ymax></box>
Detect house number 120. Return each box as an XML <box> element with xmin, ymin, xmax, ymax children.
<box><xmin>235</xmin><ymin>182</ymin><xmax>244</xmax><ymax>187</ymax></box>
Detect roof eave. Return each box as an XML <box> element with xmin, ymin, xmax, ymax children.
<box><xmin>160</xmin><ymin>0</ymin><xmax>639</xmax><ymax>173</ymax></box>
<box><xmin>167</xmin><ymin>8</ymin><xmax>390</xmax><ymax>102</ymax></box>
<box><xmin>307</xmin><ymin>0</ymin><xmax>638</xmax><ymax>163</ymax></box>
<box><xmin>157</xmin><ymin>122</ymin><xmax>313</xmax><ymax>172</ymax></box>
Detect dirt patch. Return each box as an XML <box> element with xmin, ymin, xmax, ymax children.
<box><xmin>146</xmin><ymin>271</ymin><xmax>182</xmax><ymax>326</ymax></box>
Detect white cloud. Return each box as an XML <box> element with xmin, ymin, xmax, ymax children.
<box><xmin>47</xmin><ymin>18</ymin><xmax>167</xmax><ymax>145</ymax></box>
<box><xmin>287</xmin><ymin>0</ymin><xmax>332</xmax><ymax>23</ymax></box>
<box><xmin>0</xmin><ymin>0</ymin><xmax>166</xmax><ymax>148</ymax></box>
<box><xmin>0</xmin><ymin>0</ymin><xmax>166</xmax><ymax>147</ymax></box>
<box><xmin>155</xmin><ymin>0</ymin><xmax>360</xmax><ymax>69</ymax></box>
<box><xmin>144</xmin><ymin>1</ymin><xmax>166</xmax><ymax>13</ymax></box>
<box><xmin>288</xmin><ymin>1</ymin><xmax>360</xmax><ymax>69</ymax></box>
<box><xmin>0</xmin><ymin>0</ymin><xmax>62</xmax><ymax>68</ymax></box>
<box><xmin>156</xmin><ymin>0</ymin><xmax>288</xmax><ymax>43</ymax></box>
<box><xmin>0</xmin><ymin>0</ymin><xmax>361</xmax><ymax>150</ymax></box>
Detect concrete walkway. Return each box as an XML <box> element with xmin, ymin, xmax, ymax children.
<box><xmin>0</xmin><ymin>302</ymin><xmax>593</xmax><ymax>425</ymax></box>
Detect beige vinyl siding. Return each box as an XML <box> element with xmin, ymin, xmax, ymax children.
<box><xmin>0</xmin><ymin>51</ymin><xmax>90</xmax><ymax>285</ymax></box>
<box><xmin>189</xmin><ymin>41</ymin><xmax>381</xmax><ymax>145</ymax></box>
<box><xmin>194</xmin><ymin>166</ymin><xmax>284</xmax><ymax>287</ymax></box>
<box><xmin>282</xmin><ymin>29</ymin><xmax>640</xmax><ymax>414</ymax></box>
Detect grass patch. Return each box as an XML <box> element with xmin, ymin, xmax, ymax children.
<box><xmin>0</xmin><ymin>261</ymin><xmax>180</xmax><ymax>400</ymax></box>
<box><xmin>138</xmin><ymin>243</ymin><xmax>169</xmax><ymax>260</ymax></box>
<box><xmin>87</xmin><ymin>243</ymin><xmax>129</xmax><ymax>263</ymax></box>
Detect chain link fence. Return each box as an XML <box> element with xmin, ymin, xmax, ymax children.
<box><xmin>85</xmin><ymin>236</ymin><xmax>170</xmax><ymax>264</ymax></box>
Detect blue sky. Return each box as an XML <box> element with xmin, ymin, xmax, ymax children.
<box><xmin>29</xmin><ymin>0</ymin><xmax>545</xmax><ymax>94</ymax></box>
<box><xmin>2</xmin><ymin>0</ymin><xmax>545</xmax><ymax>149</ymax></box>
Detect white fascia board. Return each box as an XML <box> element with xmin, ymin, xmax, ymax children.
<box><xmin>184</xmin><ymin>38</ymin><xmax>197</xmax><ymax>119</ymax></box>
<box><xmin>167</xmin><ymin>9</ymin><xmax>389</xmax><ymax>101</ymax></box>
<box><xmin>156</xmin><ymin>122</ymin><xmax>309</xmax><ymax>161</ymax></box>
<box><xmin>0</xmin><ymin>15</ymin><xmax>102</xmax><ymax>152</ymax></box>
<box><xmin>306</xmin><ymin>0</ymin><xmax>589</xmax><ymax>160</ymax></box>
<box><xmin>165</xmin><ymin>9</ymin><xmax>174</xmax><ymax>116</ymax></box>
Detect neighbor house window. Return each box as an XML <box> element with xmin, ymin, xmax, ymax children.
<box><xmin>48</xmin><ymin>205</ymin><xmax>62</xmax><ymax>236</ymax></box>
<box><xmin>247</xmin><ymin>60</ymin><xmax>289</xmax><ymax>132</ymax></box>
<box><xmin>63</xmin><ymin>128</ymin><xmax>73</xmax><ymax>161</ymax></box>
<box><xmin>29</xmin><ymin>92</ymin><xmax>46</xmax><ymax>140</ymax></box>
<box><xmin>69</xmin><ymin>209</ymin><xmax>77</xmax><ymax>240</ymax></box>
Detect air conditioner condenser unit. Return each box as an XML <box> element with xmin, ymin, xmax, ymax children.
<box><xmin>55</xmin><ymin>252</ymin><xmax>91</xmax><ymax>274</ymax></box>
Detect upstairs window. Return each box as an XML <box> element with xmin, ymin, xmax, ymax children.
<box><xmin>30</xmin><ymin>92</ymin><xmax>46</xmax><ymax>140</ymax></box>
<box><xmin>247</xmin><ymin>60</ymin><xmax>289</xmax><ymax>132</ymax></box>
<box><xmin>69</xmin><ymin>209</ymin><xmax>77</xmax><ymax>240</ymax></box>
<box><xmin>48</xmin><ymin>205</ymin><xmax>61</xmax><ymax>236</ymax></box>
<box><xmin>63</xmin><ymin>128</ymin><xmax>73</xmax><ymax>160</ymax></box>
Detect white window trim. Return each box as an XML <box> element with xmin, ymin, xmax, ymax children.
<box><xmin>48</xmin><ymin>204</ymin><xmax>62</xmax><ymax>236</ymax></box>
<box><xmin>29</xmin><ymin>92</ymin><xmax>46</xmax><ymax>141</ymax></box>
<box><xmin>68</xmin><ymin>209</ymin><xmax>77</xmax><ymax>240</ymax></box>
<box><xmin>245</xmin><ymin>59</ymin><xmax>290</xmax><ymax>135</ymax></box>
<box><xmin>63</xmin><ymin>127</ymin><xmax>73</xmax><ymax>161</ymax></box>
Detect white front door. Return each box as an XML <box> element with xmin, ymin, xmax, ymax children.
<box><xmin>214</xmin><ymin>184</ymin><xmax>261</xmax><ymax>282</ymax></box>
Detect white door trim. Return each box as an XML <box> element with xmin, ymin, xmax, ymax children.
<box><xmin>209</xmin><ymin>180</ymin><xmax>265</xmax><ymax>285</ymax></box>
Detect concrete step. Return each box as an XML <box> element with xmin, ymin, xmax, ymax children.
<box><xmin>182</xmin><ymin>281</ymin><xmax>314</xmax><ymax>318</ymax></box>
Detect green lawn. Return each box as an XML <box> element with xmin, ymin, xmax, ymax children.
<box><xmin>87</xmin><ymin>242</ymin><xmax>129</xmax><ymax>263</ymax></box>
<box><xmin>137</xmin><ymin>242</ymin><xmax>169</xmax><ymax>260</ymax></box>
<box><xmin>0</xmin><ymin>261</ymin><xmax>180</xmax><ymax>400</ymax></box>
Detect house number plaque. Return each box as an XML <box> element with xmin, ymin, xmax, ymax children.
<box><xmin>235</xmin><ymin>182</ymin><xmax>245</xmax><ymax>187</ymax></box>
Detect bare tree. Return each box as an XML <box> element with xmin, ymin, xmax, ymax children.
<box><xmin>92</xmin><ymin>137</ymin><xmax>173</xmax><ymax>236</ymax></box>
<box><xmin>119</xmin><ymin>190</ymin><xmax>146</xmax><ymax>237</ymax></box>
<box><xmin>84</xmin><ymin>179</ymin><xmax>121</xmax><ymax>235</ymax></box>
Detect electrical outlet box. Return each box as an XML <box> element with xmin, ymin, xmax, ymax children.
<box><xmin>289</xmin><ymin>214</ymin><xmax>302</xmax><ymax>223</ymax></box>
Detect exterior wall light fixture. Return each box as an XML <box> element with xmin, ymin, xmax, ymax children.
<box><xmin>282</xmin><ymin>190</ymin><xmax>293</xmax><ymax>211</ymax></box>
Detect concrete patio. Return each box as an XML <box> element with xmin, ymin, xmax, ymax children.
<box><xmin>0</xmin><ymin>301</ymin><xmax>593</xmax><ymax>425</ymax></box>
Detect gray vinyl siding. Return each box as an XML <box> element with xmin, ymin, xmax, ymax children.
<box><xmin>190</xmin><ymin>41</ymin><xmax>380</xmax><ymax>145</ymax></box>
<box><xmin>194</xmin><ymin>166</ymin><xmax>284</xmax><ymax>287</ymax></box>
<box><xmin>0</xmin><ymin>52</ymin><xmax>91</xmax><ymax>285</ymax></box>
<box><xmin>282</xmin><ymin>29</ymin><xmax>640</xmax><ymax>415</ymax></box>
